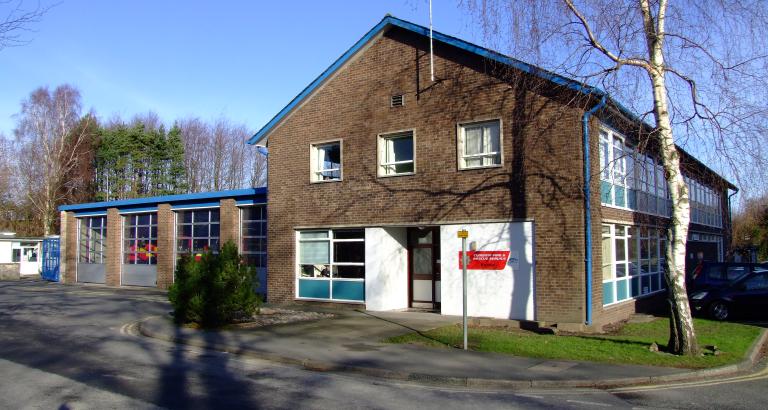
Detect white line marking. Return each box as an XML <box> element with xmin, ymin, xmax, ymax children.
<box><xmin>515</xmin><ymin>393</ymin><xmax>544</xmax><ymax>399</ymax></box>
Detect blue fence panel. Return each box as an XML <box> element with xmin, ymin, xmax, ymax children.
<box><xmin>41</xmin><ymin>237</ymin><xmax>60</xmax><ymax>282</ymax></box>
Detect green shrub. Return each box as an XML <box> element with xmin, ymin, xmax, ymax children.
<box><xmin>168</xmin><ymin>241</ymin><xmax>261</xmax><ymax>328</ymax></box>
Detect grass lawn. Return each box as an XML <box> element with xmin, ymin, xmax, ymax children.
<box><xmin>384</xmin><ymin>318</ymin><xmax>763</xmax><ymax>369</ymax></box>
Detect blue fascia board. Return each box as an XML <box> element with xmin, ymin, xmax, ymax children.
<box><xmin>59</xmin><ymin>187</ymin><xmax>267</xmax><ymax>212</ymax></box>
<box><xmin>171</xmin><ymin>201</ymin><xmax>221</xmax><ymax>210</ymax></box>
<box><xmin>117</xmin><ymin>205</ymin><xmax>158</xmax><ymax>214</ymax></box>
<box><xmin>74</xmin><ymin>210</ymin><xmax>108</xmax><ymax>217</ymax></box>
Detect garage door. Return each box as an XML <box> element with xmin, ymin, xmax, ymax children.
<box><xmin>78</xmin><ymin>216</ymin><xmax>107</xmax><ymax>284</ymax></box>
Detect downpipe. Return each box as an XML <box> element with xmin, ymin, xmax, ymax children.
<box><xmin>583</xmin><ymin>94</ymin><xmax>607</xmax><ymax>326</ymax></box>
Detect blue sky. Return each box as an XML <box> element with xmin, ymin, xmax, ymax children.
<box><xmin>0</xmin><ymin>0</ymin><xmax>475</xmax><ymax>137</ymax></box>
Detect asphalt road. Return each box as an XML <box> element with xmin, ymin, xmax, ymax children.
<box><xmin>1</xmin><ymin>280</ymin><xmax>767</xmax><ymax>409</ymax></box>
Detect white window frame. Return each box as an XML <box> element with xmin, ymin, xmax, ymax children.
<box><xmin>240</xmin><ymin>204</ymin><xmax>267</xmax><ymax>269</ymax></box>
<box><xmin>296</xmin><ymin>228</ymin><xmax>365</xmax><ymax>303</ymax></box>
<box><xmin>175</xmin><ymin>208</ymin><xmax>221</xmax><ymax>258</ymax></box>
<box><xmin>457</xmin><ymin>119</ymin><xmax>503</xmax><ymax>170</ymax></box>
<box><xmin>602</xmin><ymin>223</ymin><xmax>667</xmax><ymax>307</ymax></box>
<box><xmin>310</xmin><ymin>140</ymin><xmax>343</xmax><ymax>183</ymax></box>
<box><xmin>78</xmin><ymin>216</ymin><xmax>107</xmax><ymax>264</ymax></box>
<box><xmin>377</xmin><ymin>130</ymin><xmax>415</xmax><ymax>177</ymax></box>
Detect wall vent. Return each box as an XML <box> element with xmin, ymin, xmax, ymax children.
<box><xmin>390</xmin><ymin>94</ymin><xmax>404</xmax><ymax>107</ymax></box>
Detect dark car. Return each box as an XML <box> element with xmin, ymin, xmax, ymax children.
<box><xmin>690</xmin><ymin>266</ymin><xmax>768</xmax><ymax>320</ymax></box>
<box><xmin>687</xmin><ymin>262</ymin><xmax>766</xmax><ymax>292</ymax></box>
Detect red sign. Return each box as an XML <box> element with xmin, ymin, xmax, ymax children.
<box><xmin>458</xmin><ymin>251</ymin><xmax>510</xmax><ymax>270</ymax></box>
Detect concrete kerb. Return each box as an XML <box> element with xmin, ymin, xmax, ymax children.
<box><xmin>136</xmin><ymin>316</ymin><xmax>768</xmax><ymax>391</ymax></box>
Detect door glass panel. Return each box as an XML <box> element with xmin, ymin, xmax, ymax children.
<box><xmin>415</xmin><ymin>229</ymin><xmax>432</xmax><ymax>244</ymax></box>
<box><xmin>413</xmin><ymin>248</ymin><xmax>432</xmax><ymax>276</ymax></box>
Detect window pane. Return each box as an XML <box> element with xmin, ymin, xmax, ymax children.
<box><xmin>464</xmin><ymin>126</ymin><xmax>483</xmax><ymax>155</ymax></box>
<box><xmin>389</xmin><ymin>135</ymin><xmax>413</xmax><ymax>162</ymax></box>
<box><xmin>300</xmin><ymin>241</ymin><xmax>329</xmax><ymax>264</ymax></box>
<box><xmin>180</xmin><ymin>211</ymin><xmax>192</xmax><ymax>223</ymax></box>
<box><xmin>137</xmin><ymin>214</ymin><xmax>151</xmax><ymax>225</ymax></box>
<box><xmin>210</xmin><ymin>224</ymin><xmax>220</xmax><ymax>238</ymax></box>
<box><xmin>615</xmin><ymin>238</ymin><xmax>626</xmax><ymax>261</ymax></box>
<box><xmin>602</xmin><ymin>235</ymin><xmax>613</xmax><ymax>281</ymax></box>
<box><xmin>317</xmin><ymin>143</ymin><xmax>341</xmax><ymax>173</ymax></box>
<box><xmin>136</xmin><ymin>226</ymin><xmax>150</xmax><ymax>239</ymax></box>
<box><xmin>242</xmin><ymin>206</ymin><xmax>264</xmax><ymax>221</ymax></box>
<box><xmin>333</xmin><ymin>229</ymin><xmax>364</xmax><ymax>239</ymax></box>
<box><xmin>177</xmin><ymin>224</ymin><xmax>192</xmax><ymax>238</ymax></box>
<box><xmin>301</xmin><ymin>264</ymin><xmax>330</xmax><ymax>278</ymax></box>
<box><xmin>192</xmin><ymin>239</ymin><xmax>210</xmax><ymax>252</ymax></box>
<box><xmin>193</xmin><ymin>224</ymin><xmax>209</xmax><ymax>237</ymax></box>
<box><xmin>193</xmin><ymin>210</ymin><xmax>209</xmax><ymax>223</ymax></box>
<box><xmin>210</xmin><ymin>210</ymin><xmax>220</xmax><ymax>222</ymax></box>
<box><xmin>334</xmin><ymin>241</ymin><xmax>364</xmax><ymax>263</ymax></box>
<box><xmin>333</xmin><ymin>265</ymin><xmax>365</xmax><ymax>279</ymax></box>
<box><xmin>301</xmin><ymin>231</ymin><xmax>329</xmax><ymax>240</ymax></box>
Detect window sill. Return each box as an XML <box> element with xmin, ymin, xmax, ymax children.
<box><xmin>295</xmin><ymin>297</ymin><xmax>365</xmax><ymax>304</ymax></box>
<box><xmin>310</xmin><ymin>178</ymin><xmax>342</xmax><ymax>184</ymax></box>
<box><xmin>458</xmin><ymin>164</ymin><xmax>504</xmax><ymax>171</ymax></box>
<box><xmin>377</xmin><ymin>172</ymin><xmax>415</xmax><ymax>178</ymax></box>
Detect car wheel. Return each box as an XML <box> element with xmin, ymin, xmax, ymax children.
<box><xmin>709</xmin><ymin>300</ymin><xmax>730</xmax><ymax>321</ymax></box>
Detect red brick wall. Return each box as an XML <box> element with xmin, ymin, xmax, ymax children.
<box><xmin>265</xmin><ymin>27</ymin><xmax>590</xmax><ymax>323</ymax></box>
<box><xmin>156</xmin><ymin>204</ymin><xmax>174</xmax><ymax>289</ymax></box>
<box><xmin>219</xmin><ymin>199</ymin><xmax>239</xmax><ymax>248</ymax></box>
<box><xmin>105</xmin><ymin>208</ymin><xmax>121</xmax><ymax>286</ymax></box>
<box><xmin>60</xmin><ymin>211</ymin><xmax>77</xmax><ymax>284</ymax></box>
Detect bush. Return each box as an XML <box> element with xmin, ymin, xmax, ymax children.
<box><xmin>168</xmin><ymin>241</ymin><xmax>261</xmax><ymax>328</ymax></box>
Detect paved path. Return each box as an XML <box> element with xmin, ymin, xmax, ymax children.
<box><xmin>139</xmin><ymin>307</ymin><xmax>687</xmax><ymax>388</ymax></box>
<box><xmin>2</xmin><ymin>279</ymin><xmax>767</xmax><ymax>409</ymax></box>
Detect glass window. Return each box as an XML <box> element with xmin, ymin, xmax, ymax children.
<box><xmin>459</xmin><ymin>120</ymin><xmax>501</xmax><ymax>169</ymax></box>
<box><xmin>602</xmin><ymin>224</ymin><xmax>666</xmax><ymax>306</ymax></box>
<box><xmin>379</xmin><ymin>131</ymin><xmax>414</xmax><ymax>176</ymax></box>
<box><xmin>297</xmin><ymin>228</ymin><xmax>365</xmax><ymax>302</ymax></box>
<box><xmin>11</xmin><ymin>248</ymin><xmax>20</xmax><ymax>262</ymax></box>
<box><xmin>176</xmin><ymin>209</ymin><xmax>220</xmax><ymax>258</ymax></box>
<box><xmin>124</xmin><ymin>213</ymin><xmax>158</xmax><ymax>265</ymax></box>
<box><xmin>241</xmin><ymin>205</ymin><xmax>267</xmax><ymax>269</ymax></box>
<box><xmin>79</xmin><ymin>216</ymin><xmax>107</xmax><ymax>264</ymax></box>
<box><xmin>311</xmin><ymin>141</ymin><xmax>341</xmax><ymax>181</ymax></box>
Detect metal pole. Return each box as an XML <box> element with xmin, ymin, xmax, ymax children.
<box><xmin>462</xmin><ymin>236</ymin><xmax>468</xmax><ymax>350</ymax></box>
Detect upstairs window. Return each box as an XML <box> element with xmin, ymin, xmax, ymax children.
<box><xmin>458</xmin><ymin>120</ymin><xmax>501</xmax><ymax>169</ymax></box>
<box><xmin>310</xmin><ymin>141</ymin><xmax>342</xmax><ymax>182</ymax></box>
<box><xmin>378</xmin><ymin>131</ymin><xmax>414</xmax><ymax>176</ymax></box>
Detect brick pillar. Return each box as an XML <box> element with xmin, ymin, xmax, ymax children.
<box><xmin>60</xmin><ymin>211</ymin><xmax>78</xmax><ymax>284</ymax></box>
<box><xmin>156</xmin><ymin>204</ymin><xmax>175</xmax><ymax>289</ymax></box>
<box><xmin>219</xmin><ymin>199</ymin><xmax>240</xmax><ymax>249</ymax></box>
<box><xmin>105</xmin><ymin>208</ymin><xmax>121</xmax><ymax>286</ymax></box>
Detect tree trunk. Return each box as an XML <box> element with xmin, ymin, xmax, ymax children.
<box><xmin>647</xmin><ymin>55</ymin><xmax>700</xmax><ymax>357</ymax></box>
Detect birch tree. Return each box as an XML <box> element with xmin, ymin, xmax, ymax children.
<box><xmin>14</xmin><ymin>85</ymin><xmax>93</xmax><ymax>235</ymax></box>
<box><xmin>464</xmin><ymin>0</ymin><xmax>768</xmax><ymax>355</ymax></box>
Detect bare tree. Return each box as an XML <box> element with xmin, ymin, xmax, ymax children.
<box><xmin>1</xmin><ymin>0</ymin><xmax>51</xmax><ymax>51</ymax></box>
<box><xmin>463</xmin><ymin>0</ymin><xmax>768</xmax><ymax>355</ymax></box>
<box><xmin>14</xmin><ymin>84</ymin><xmax>93</xmax><ymax>235</ymax></box>
<box><xmin>178</xmin><ymin>116</ymin><xmax>266</xmax><ymax>192</ymax></box>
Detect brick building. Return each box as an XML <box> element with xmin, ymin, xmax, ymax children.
<box><xmin>247</xmin><ymin>16</ymin><xmax>735</xmax><ymax>329</ymax></box>
<box><xmin>56</xmin><ymin>16</ymin><xmax>735</xmax><ymax>330</ymax></box>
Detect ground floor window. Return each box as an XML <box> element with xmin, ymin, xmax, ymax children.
<box><xmin>124</xmin><ymin>213</ymin><xmax>158</xmax><ymax>265</ymax></box>
<box><xmin>240</xmin><ymin>205</ymin><xmax>266</xmax><ymax>268</ymax></box>
<box><xmin>602</xmin><ymin>224</ymin><xmax>667</xmax><ymax>305</ymax></box>
<box><xmin>176</xmin><ymin>209</ymin><xmax>220</xmax><ymax>260</ymax></box>
<box><xmin>297</xmin><ymin>228</ymin><xmax>364</xmax><ymax>302</ymax></box>
<box><xmin>79</xmin><ymin>216</ymin><xmax>107</xmax><ymax>264</ymax></box>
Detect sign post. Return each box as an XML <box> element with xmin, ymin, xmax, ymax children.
<box><xmin>457</xmin><ymin>229</ymin><xmax>469</xmax><ymax>350</ymax></box>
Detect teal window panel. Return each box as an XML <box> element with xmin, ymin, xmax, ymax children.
<box><xmin>601</xmin><ymin>181</ymin><xmax>612</xmax><ymax>204</ymax></box>
<box><xmin>631</xmin><ymin>277</ymin><xmax>641</xmax><ymax>297</ymax></box>
<box><xmin>615</xmin><ymin>186</ymin><xmax>626</xmax><ymax>207</ymax></box>
<box><xmin>603</xmin><ymin>282</ymin><xmax>614</xmax><ymax>305</ymax></box>
<box><xmin>616</xmin><ymin>279</ymin><xmax>628</xmax><ymax>301</ymax></box>
<box><xmin>298</xmin><ymin>279</ymin><xmax>330</xmax><ymax>299</ymax></box>
<box><xmin>332</xmin><ymin>280</ymin><xmax>365</xmax><ymax>301</ymax></box>
<box><xmin>627</xmin><ymin>189</ymin><xmax>637</xmax><ymax>209</ymax></box>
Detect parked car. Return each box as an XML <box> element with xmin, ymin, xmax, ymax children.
<box><xmin>690</xmin><ymin>267</ymin><xmax>768</xmax><ymax>320</ymax></box>
<box><xmin>687</xmin><ymin>262</ymin><xmax>767</xmax><ymax>292</ymax></box>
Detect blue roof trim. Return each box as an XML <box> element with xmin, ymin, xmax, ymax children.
<box><xmin>236</xmin><ymin>199</ymin><xmax>261</xmax><ymax>205</ymax></box>
<box><xmin>59</xmin><ymin>188</ymin><xmax>267</xmax><ymax>212</ymax></box>
<box><xmin>117</xmin><ymin>206</ymin><xmax>158</xmax><ymax>214</ymax></box>
<box><xmin>171</xmin><ymin>202</ymin><xmax>220</xmax><ymax>210</ymax></box>
<box><xmin>74</xmin><ymin>210</ymin><xmax>107</xmax><ymax>217</ymax></box>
